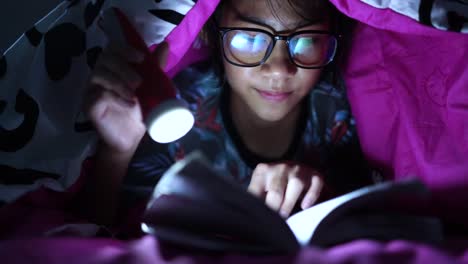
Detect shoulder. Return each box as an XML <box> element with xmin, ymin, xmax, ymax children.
<box><xmin>308</xmin><ymin>73</ymin><xmax>355</xmax><ymax>145</ymax></box>
<box><xmin>310</xmin><ymin>73</ymin><xmax>350</xmax><ymax>113</ymax></box>
<box><xmin>172</xmin><ymin>60</ymin><xmax>221</xmax><ymax>103</ymax></box>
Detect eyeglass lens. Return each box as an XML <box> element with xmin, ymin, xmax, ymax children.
<box><xmin>222</xmin><ymin>30</ymin><xmax>337</xmax><ymax>68</ymax></box>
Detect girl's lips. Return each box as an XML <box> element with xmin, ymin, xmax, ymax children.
<box><xmin>256</xmin><ymin>89</ymin><xmax>292</xmax><ymax>102</ymax></box>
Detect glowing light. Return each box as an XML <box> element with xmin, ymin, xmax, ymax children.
<box><xmin>146</xmin><ymin>100</ymin><xmax>194</xmax><ymax>143</ymax></box>
<box><xmin>231</xmin><ymin>34</ymin><xmax>249</xmax><ymax>49</ymax></box>
<box><xmin>293</xmin><ymin>37</ymin><xmax>314</xmax><ymax>55</ymax></box>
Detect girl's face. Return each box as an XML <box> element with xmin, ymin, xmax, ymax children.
<box><xmin>219</xmin><ymin>0</ymin><xmax>330</xmax><ymax>124</ymax></box>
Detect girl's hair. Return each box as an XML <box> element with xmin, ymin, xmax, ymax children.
<box><xmin>202</xmin><ymin>0</ymin><xmax>356</xmax><ymax>86</ymax></box>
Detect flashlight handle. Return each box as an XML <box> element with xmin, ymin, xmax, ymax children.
<box><xmin>111</xmin><ymin>7</ymin><xmax>176</xmax><ymax>120</ymax></box>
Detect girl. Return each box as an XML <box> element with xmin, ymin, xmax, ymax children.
<box><xmin>83</xmin><ymin>0</ymin><xmax>372</xmax><ymax>227</ymax></box>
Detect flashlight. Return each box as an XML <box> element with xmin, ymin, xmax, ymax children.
<box><xmin>99</xmin><ymin>7</ymin><xmax>194</xmax><ymax>143</ymax></box>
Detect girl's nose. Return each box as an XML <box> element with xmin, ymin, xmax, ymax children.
<box><xmin>260</xmin><ymin>41</ymin><xmax>297</xmax><ymax>77</ymax></box>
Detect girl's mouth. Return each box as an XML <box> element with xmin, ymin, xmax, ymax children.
<box><xmin>256</xmin><ymin>89</ymin><xmax>292</xmax><ymax>102</ymax></box>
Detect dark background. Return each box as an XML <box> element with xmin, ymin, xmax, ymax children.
<box><xmin>0</xmin><ymin>0</ymin><xmax>63</xmax><ymax>52</ymax></box>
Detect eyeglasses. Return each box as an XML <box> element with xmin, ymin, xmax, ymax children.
<box><xmin>218</xmin><ymin>27</ymin><xmax>339</xmax><ymax>69</ymax></box>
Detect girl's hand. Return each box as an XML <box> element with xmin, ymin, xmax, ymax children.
<box><xmin>248</xmin><ymin>162</ymin><xmax>324</xmax><ymax>218</ymax></box>
<box><xmin>83</xmin><ymin>43</ymin><xmax>168</xmax><ymax>153</ymax></box>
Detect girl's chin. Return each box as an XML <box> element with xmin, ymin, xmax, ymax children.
<box><xmin>252</xmin><ymin>110</ymin><xmax>289</xmax><ymax>124</ymax></box>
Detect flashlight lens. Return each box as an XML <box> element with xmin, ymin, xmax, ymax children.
<box><xmin>147</xmin><ymin>107</ymin><xmax>194</xmax><ymax>143</ymax></box>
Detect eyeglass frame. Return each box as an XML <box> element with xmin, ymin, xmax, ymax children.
<box><xmin>218</xmin><ymin>27</ymin><xmax>341</xmax><ymax>69</ymax></box>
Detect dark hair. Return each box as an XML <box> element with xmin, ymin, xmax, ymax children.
<box><xmin>202</xmin><ymin>0</ymin><xmax>355</xmax><ymax>86</ymax></box>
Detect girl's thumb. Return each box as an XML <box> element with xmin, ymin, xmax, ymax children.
<box><xmin>153</xmin><ymin>41</ymin><xmax>169</xmax><ymax>69</ymax></box>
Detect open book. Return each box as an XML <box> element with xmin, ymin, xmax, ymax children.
<box><xmin>141</xmin><ymin>151</ymin><xmax>443</xmax><ymax>253</ymax></box>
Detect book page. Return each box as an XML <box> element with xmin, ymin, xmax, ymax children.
<box><xmin>286</xmin><ymin>184</ymin><xmax>378</xmax><ymax>245</ymax></box>
<box><xmin>286</xmin><ymin>179</ymin><xmax>428</xmax><ymax>246</ymax></box>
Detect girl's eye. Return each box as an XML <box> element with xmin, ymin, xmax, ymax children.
<box><xmin>230</xmin><ymin>32</ymin><xmax>269</xmax><ymax>53</ymax></box>
<box><xmin>292</xmin><ymin>37</ymin><xmax>316</xmax><ymax>55</ymax></box>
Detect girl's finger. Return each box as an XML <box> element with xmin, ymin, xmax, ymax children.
<box><xmin>153</xmin><ymin>41</ymin><xmax>169</xmax><ymax>69</ymax></box>
<box><xmin>279</xmin><ymin>173</ymin><xmax>304</xmax><ymax>218</ymax></box>
<box><xmin>89</xmin><ymin>67</ymin><xmax>135</xmax><ymax>101</ymax></box>
<box><xmin>248</xmin><ymin>163</ymin><xmax>268</xmax><ymax>198</ymax></box>
<box><xmin>265</xmin><ymin>165</ymin><xmax>288</xmax><ymax>212</ymax></box>
<box><xmin>85</xmin><ymin>87</ymin><xmax>135</xmax><ymax>119</ymax></box>
<box><xmin>301</xmin><ymin>174</ymin><xmax>324</xmax><ymax>209</ymax></box>
<box><xmin>85</xmin><ymin>88</ymin><xmax>115</xmax><ymax>123</ymax></box>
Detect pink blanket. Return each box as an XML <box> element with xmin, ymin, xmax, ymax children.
<box><xmin>330</xmin><ymin>0</ymin><xmax>468</xmax><ymax>227</ymax></box>
<box><xmin>1</xmin><ymin>234</ymin><xmax>467</xmax><ymax>264</ymax></box>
